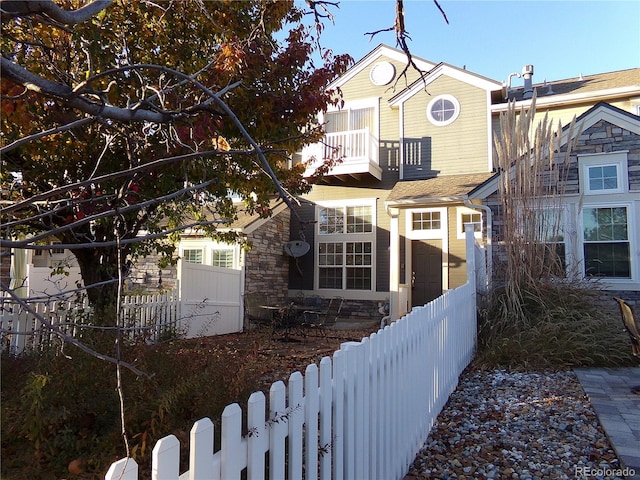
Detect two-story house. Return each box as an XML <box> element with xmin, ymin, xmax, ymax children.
<box><xmin>291</xmin><ymin>44</ymin><xmax>640</xmax><ymax>321</ymax></box>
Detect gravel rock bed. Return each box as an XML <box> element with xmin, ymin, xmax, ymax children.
<box><xmin>406</xmin><ymin>369</ymin><xmax>624</xmax><ymax>480</ymax></box>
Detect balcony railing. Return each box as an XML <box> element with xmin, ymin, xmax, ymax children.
<box><xmin>301</xmin><ymin>129</ymin><xmax>382</xmax><ymax>180</ymax></box>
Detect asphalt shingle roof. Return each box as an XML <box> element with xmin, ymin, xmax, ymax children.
<box><xmin>386</xmin><ymin>173</ymin><xmax>497</xmax><ymax>204</ymax></box>
<box><xmin>506</xmin><ymin>68</ymin><xmax>640</xmax><ymax>102</ymax></box>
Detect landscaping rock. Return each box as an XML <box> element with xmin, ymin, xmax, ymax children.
<box><xmin>406</xmin><ymin>369</ymin><xmax>624</xmax><ymax>479</ymax></box>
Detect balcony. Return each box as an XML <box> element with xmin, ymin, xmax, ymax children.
<box><xmin>301</xmin><ymin>129</ymin><xmax>382</xmax><ymax>181</ymax></box>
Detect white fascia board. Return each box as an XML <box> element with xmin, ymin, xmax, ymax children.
<box><xmin>475</xmin><ymin>104</ymin><xmax>640</xmax><ymax>199</ymax></box>
<box><xmin>328</xmin><ymin>44</ymin><xmax>436</xmax><ymax>90</ymax></box>
<box><xmin>485</xmin><ymin>90</ymin><xmax>495</xmax><ymax>172</ymax></box>
<box><xmin>559</xmin><ymin>104</ymin><xmax>640</xmax><ymax>147</ymax></box>
<box><xmin>389</xmin><ymin>64</ymin><xmax>502</xmax><ymax>107</ymax></box>
<box><xmin>385</xmin><ymin>195</ymin><xmax>467</xmax><ymax>208</ymax></box>
<box><xmin>242</xmin><ymin>201</ymin><xmax>289</xmax><ymax>235</ymax></box>
<box><xmin>491</xmin><ymin>86</ymin><xmax>640</xmax><ymax>113</ymax></box>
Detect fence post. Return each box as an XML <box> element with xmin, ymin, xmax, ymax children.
<box><xmin>465</xmin><ymin>224</ymin><xmax>477</xmax><ymax>299</ymax></box>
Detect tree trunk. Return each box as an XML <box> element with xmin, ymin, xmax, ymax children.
<box><xmin>71</xmin><ymin>246</ymin><xmax>122</xmax><ymax>326</ymax></box>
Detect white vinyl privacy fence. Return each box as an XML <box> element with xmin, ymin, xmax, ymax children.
<box><xmin>105</xmin><ymin>231</ymin><xmax>479</xmax><ymax>480</ymax></box>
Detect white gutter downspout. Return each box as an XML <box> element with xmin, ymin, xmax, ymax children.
<box><xmin>463</xmin><ymin>197</ymin><xmax>492</xmax><ymax>293</ymax></box>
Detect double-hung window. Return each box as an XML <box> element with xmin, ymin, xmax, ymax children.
<box><xmin>583</xmin><ymin>206</ymin><xmax>631</xmax><ymax>278</ymax></box>
<box><xmin>317</xmin><ymin>201</ymin><xmax>375</xmax><ymax>290</ymax></box>
<box><xmin>578</xmin><ymin>152</ymin><xmax>633</xmax><ymax>279</ymax></box>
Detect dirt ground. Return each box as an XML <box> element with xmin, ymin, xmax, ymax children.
<box><xmin>179</xmin><ymin>321</ymin><xmax>381</xmax><ymax>393</ymax></box>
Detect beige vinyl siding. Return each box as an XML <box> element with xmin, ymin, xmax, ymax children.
<box><xmin>492</xmin><ymin>98</ymin><xmax>639</xmax><ymax>141</ymax></box>
<box><xmin>403</xmin><ymin>76</ymin><xmax>490</xmax><ymax>175</ymax></box>
<box><xmin>339</xmin><ymin>56</ymin><xmax>427</xmax><ymax>102</ymax></box>
<box><xmin>446</xmin><ymin>206</ymin><xmax>468</xmax><ymax>289</ymax></box>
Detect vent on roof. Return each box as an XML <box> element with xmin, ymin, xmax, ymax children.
<box><xmin>370</xmin><ymin>61</ymin><xmax>396</xmax><ymax>86</ymax></box>
<box><xmin>522</xmin><ymin>64</ymin><xmax>534</xmax><ymax>99</ymax></box>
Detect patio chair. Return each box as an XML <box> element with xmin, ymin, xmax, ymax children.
<box><xmin>302</xmin><ymin>296</ymin><xmax>343</xmax><ymax>338</ymax></box>
<box><xmin>613</xmin><ymin>297</ymin><xmax>640</xmax><ymax>394</ymax></box>
<box><xmin>244</xmin><ymin>292</ymin><xmax>272</xmax><ymax>330</ymax></box>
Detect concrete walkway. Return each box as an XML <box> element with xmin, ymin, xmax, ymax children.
<box><xmin>574</xmin><ymin>368</ymin><xmax>640</xmax><ymax>480</ymax></box>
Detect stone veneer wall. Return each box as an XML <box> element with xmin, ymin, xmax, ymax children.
<box><xmin>244</xmin><ymin>209</ymin><xmax>291</xmax><ymax>305</ymax></box>
<box><xmin>127</xmin><ymin>255</ymin><xmax>177</xmax><ymax>291</ymax></box>
<box><xmin>486</xmin><ymin>116</ymin><xmax>640</xmax><ymax>297</ymax></box>
<box><xmin>126</xmin><ymin>208</ymin><xmax>292</xmax><ymax>300</ymax></box>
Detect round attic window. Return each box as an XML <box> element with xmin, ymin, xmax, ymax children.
<box><xmin>369</xmin><ymin>61</ymin><xmax>396</xmax><ymax>86</ymax></box>
<box><xmin>426</xmin><ymin>94</ymin><xmax>460</xmax><ymax>126</ymax></box>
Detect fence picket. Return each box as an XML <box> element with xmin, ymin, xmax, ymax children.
<box><xmin>97</xmin><ymin>233</ymin><xmax>482</xmax><ymax>480</ymax></box>
<box><xmin>288</xmin><ymin>371</ymin><xmax>304</xmax><ymax>480</ymax></box>
<box><xmin>105</xmin><ymin>458</ymin><xmax>138</xmax><ymax>480</ymax></box>
<box><xmin>304</xmin><ymin>364</ymin><xmax>319</xmax><ymax>480</ymax></box>
<box><xmin>332</xmin><ymin>349</ymin><xmax>345</xmax><ymax>480</ymax></box>
<box><xmin>268</xmin><ymin>381</ymin><xmax>287</xmax><ymax>480</ymax></box>
<box><xmin>189</xmin><ymin>418</ymin><xmax>215</xmax><ymax>480</ymax></box>
<box><xmin>246</xmin><ymin>392</ymin><xmax>267</xmax><ymax>480</ymax></box>
<box><xmin>221</xmin><ymin>404</ymin><xmax>245</xmax><ymax>479</ymax></box>
<box><xmin>152</xmin><ymin>435</ymin><xmax>180</xmax><ymax>480</ymax></box>
<box><xmin>318</xmin><ymin>357</ymin><xmax>332</xmax><ymax>480</ymax></box>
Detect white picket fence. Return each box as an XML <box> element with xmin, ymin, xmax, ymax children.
<box><xmin>105</xmin><ymin>232</ymin><xmax>479</xmax><ymax>480</ymax></box>
<box><xmin>0</xmin><ymin>290</ymin><xmax>180</xmax><ymax>354</ymax></box>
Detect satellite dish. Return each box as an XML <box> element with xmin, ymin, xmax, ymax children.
<box><xmin>284</xmin><ymin>240</ymin><xmax>310</xmax><ymax>258</ymax></box>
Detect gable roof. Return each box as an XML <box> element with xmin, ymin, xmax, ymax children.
<box><xmin>472</xmin><ymin>102</ymin><xmax>640</xmax><ymax>199</ymax></box>
<box><xmin>386</xmin><ymin>172</ymin><xmax>497</xmax><ymax>206</ymax></box>
<box><xmin>328</xmin><ymin>43</ymin><xmax>436</xmax><ymax>90</ymax></box>
<box><xmin>569</xmin><ymin>101</ymin><xmax>640</xmax><ymax>137</ymax></box>
<box><xmin>493</xmin><ymin>68</ymin><xmax>640</xmax><ymax>111</ymax></box>
<box><xmin>180</xmin><ymin>198</ymin><xmax>288</xmax><ymax>236</ymax></box>
<box><xmin>389</xmin><ymin>62</ymin><xmax>502</xmax><ymax>106</ymax></box>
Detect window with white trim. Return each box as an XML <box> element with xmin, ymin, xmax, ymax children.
<box><xmin>317</xmin><ymin>201</ymin><xmax>375</xmax><ymax>291</ymax></box>
<box><xmin>426</xmin><ymin>94</ymin><xmax>460</xmax><ymax>126</ymax></box>
<box><xmin>579</xmin><ymin>152</ymin><xmax>628</xmax><ymax>195</ymax></box>
<box><xmin>182</xmin><ymin>248</ymin><xmax>203</xmax><ymax>264</ymax></box>
<box><xmin>212</xmin><ymin>248</ymin><xmax>234</xmax><ymax>268</ymax></box>
<box><xmin>583</xmin><ymin>206</ymin><xmax>630</xmax><ymax>278</ymax></box>
<box><xmin>406</xmin><ymin>208</ymin><xmax>447</xmax><ymax>240</ymax></box>
<box><xmin>51</xmin><ymin>243</ymin><xmax>65</xmax><ymax>255</ymax></box>
<box><xmin>456</xmin><ymin>207</ymin><xmax>482</xmax><ymax>239</ymax></box>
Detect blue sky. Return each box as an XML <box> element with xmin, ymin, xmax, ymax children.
<box><xmin>303</xmin><ymin>0</ymin><xmax>639</xmax><ymax>85</ymax></box>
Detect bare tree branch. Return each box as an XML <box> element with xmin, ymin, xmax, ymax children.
<box><xmin>0</xmin><ymin>117</ymin><xmax>96</xmax><ymax>155</ymax></box>
<box><xmin>0</xmin><ymin>0</ymin><xmax>112</xmax><ymax>24</ymax></box>
<box><xmin>365</xmin><ymin>0</ymin><xmax>449</xmax><ymax>90</ymax></box>
<box><xmin>0</xmin><ymin>281</ymin><xmax>147</xmax><ymax>377</ymax></box>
